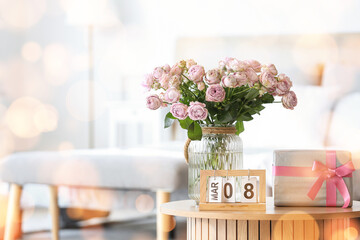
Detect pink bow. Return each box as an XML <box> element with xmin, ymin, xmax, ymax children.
<box><xmin>307</xmin><ymin>160</ymin><xmax>355</xmax><ymax>208</ymax></box>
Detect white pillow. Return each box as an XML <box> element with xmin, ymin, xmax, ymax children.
<box><xmin>327</xmin><ymin>92</ymin><xmax>360</xmax><ymax>149</ymax></box>
<box><xmin>322</xmin><ymin>63</ymin><xmax>360</xmax><ymax>97</ymax></box>
<box><xmin>241</xmin><ymin>86</ymin><xmax>336</xmax><ymax>149</ymax></box>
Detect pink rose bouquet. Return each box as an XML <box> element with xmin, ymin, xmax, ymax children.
<box><xmin>143</xmin><ymin>58</ymin><xmax>297</xmax><ymax>140</ymax></box>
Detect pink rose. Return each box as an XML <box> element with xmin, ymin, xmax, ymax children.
<box><xmin>142</xmin><ymin>73</ymin><xmax>154</xmax><ymax>91</ymax></box>
<box><xmin>220</xmin><ymin>57</ymin><xmax>234</xmax><ymax>69</ymax></box>
<box><xmin>169</xmin><ymin>75</ymin><xmax>181</xmax><ymax>88</ymax></box>
<box><xmin>188</xmin><ymin>65</ymin><xmax>205</xmax><ymax>83</ymax></box>
<box><xmin>188</xmin><ymin>102</ymin><xmax>208</xmax><ymax>121</ymax></box>
<box><xmin>227</xmin><ymin>59</ymin><xmax>248</xmax><ymax>72</ymax></box>
<box><xmin>164</xmin><ymin>88</ymin><xmax>180</xmax><ymax>103</ymax></box>
<box><xmin>159</xmin><ymin>74</ymin><xmax>170</xmax><ymax>89</ymax></box>
<box><xmin>245</xmin><ymin>68</ymin><xmax>258</xmax><ymax>87</ymax></box>
<box><xmin>146</xmin><ymin>95</ymin><xmax>162</xmax><ymax>110</ymax></box>
<box><xmin>260</xmin><ymin>71</ymin><xmax>277</xmax><ymax>92</ymax></box>
<box><xmin>226</xmin><ymin>58</ymin><xmax>240</xmax><ymax>71</ymax></box>
<box><xmin>205</xmin><ymin>69</ymin><xmax>221</xmax><ymax>85</ymax></box>
<box><xmin>261</xmin><ymin>64</ymin><xmax>278</xmax><ymax>76</ymax></box>
<box><xmin>245</xmin><ymin>60</ymin><xmax>262</xmax><ymax>72</ymax></box>
<box><xmin>153</xmin><ymin>67</ymin><xmax>164</xmax><ymax>79</ymax></box>
<box><xmin>197</xmin><ymin>81</ymin><xmax>205</xmax><ymax>91</ymax></box>
<box><xmin>275</xmin><ymin>73</ymin><xmax>293</xmax><ymax>96</ymax></box>
<box><xmin>282</xmin><ymin>91</ymin><xmax>297</xmax><ymax>110</ymax></box>
<box><xmin>222</xmin><ymin>75</ymin><xmax>237</xmax><ymax>88</ymax></box>
<box><xmin>206</xmin><ymin>84</ymin><xmax>226</xmax><ymax>102</ymax></box>
<box><xmin>234</xmin><ymin>72</ymin><xmax>247</xmax><ymax>87</ymax></box>
<box><xmin>170</xmin><ymin>103</ymin><xmax>188</xmax><ymax>120</ymax></box>
<box><xmin>163</xmin><ymin>64</ymin><xmax>170</xmax><ymax>73</ymax></box>
<box><xmin>186</xmin><ymin>59</ymin><xmax>197</xmax><ymax>69</ymax></box>
<box><xmin>170</xmin><ymin>63</ymin><xmax>183</xmax><ymax>76</ymax></box>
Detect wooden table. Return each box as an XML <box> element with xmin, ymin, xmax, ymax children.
<box><xmin>160</xmin><ymin>198</ymin><xmax>360</xmax><ymax>240</ymax></box>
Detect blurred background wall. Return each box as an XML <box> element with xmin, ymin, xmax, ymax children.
<box><xmin>0</xmin><ymin>0</ymin><xmax>360</xmax><ymax>154</ymax></box>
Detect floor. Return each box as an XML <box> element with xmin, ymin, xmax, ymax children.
<box><xmin>22</xmin><ymin>217</ymin><xmax>187</xmax><ymax>240</ymax></box>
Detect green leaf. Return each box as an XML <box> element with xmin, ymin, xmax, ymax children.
<box><xmin>217</xmin><ymin>111</ymin><xmax>234</xmax><ymax>122</ymax></box>
<box><xmin>237</xmin><ymin>113</ymin><xmax>253</xmax><ymax>121</ymax></box>
<box><xmin>235</xmin><ymin>121</ymin><xmax>244</xmax><ymax>135</ymax></box>
<box><xmin>188</xmin><ymin>122</ymin><xmax>202</xmax><ymax>140</ymax></box>
<box><xmin>179</xmin><ymin>117</ymin><xmax>193</xmax><ymax>130</ymax></box>
<box><xmin>164</xmin><ymin>112</ymin><xmax>176</xmax><ymax>128</ymax></box>
<box><xmin>248</xmin><ymin>105</ymin><xmax>265</xmax><ymax>115</ymax></box>
<box><xmin>261</xmin><ymin>93</ymin><xmax>275</xmax><ymax>103</ymax></box>
<box><xmin>245</xmin><ymin>88</ymin><xmax>260</xmax><ymax>100</ymax></box>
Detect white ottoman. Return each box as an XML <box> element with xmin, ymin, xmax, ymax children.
<box><xmin>0</xmin><ymin>148</ymin><xmax>187</xmax><ymax>240</ymax></box>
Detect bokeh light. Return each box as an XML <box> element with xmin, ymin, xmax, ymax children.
<box><xmin>5</xmin><ymin>97</ymin><xmax>43</xmax><ymax>138</ymax></box>
<box><xmin>340</xmin><ymin>37</ymin><xmax>360</xmax><ymax>66</ymax></box>
<box><xmin>345</xmin><ymin>227</ymin><xmax>359</xmax><ymax>240</ymax></box>
<box><xmin>5</xmin><ymin>98</ymin><xmax>58</xmax><ymax>139</ymax></box>
<box><xmin>43</xmin><ymin>43</ymin><xmax>71</xmax><ymax>86</ymax></box>
<box><xmin>21</xmin><ymin>42</ymin><xmax>42</xmax><ymax>63</ymax></box>
<box><xmin>272</xmin><ymin>211</ymin><xmax>318</xmax><ymax>239</ymax></box>
<box><xmin>292</xmin><ymin>34</ymin><xmax>338</xmax><ymax>81</ymax></box>
<box><xmin>0</xmin><ymin>59</ymin><xmax>47</xmax><ymax>99</ymax></box>
<box><xmin>135</xmin><ymin>194</ymin><xmax>154</xmax><ymax>213</ymax></box>
<box><xmin>0</xmin><ymin>0</ymin><xmax>46</xmax><ymax>29</ymax></box>
<box><xmin>33</xmin><ymin>104</ymin><xmax>59</xmax><ymax>132</ymax></box>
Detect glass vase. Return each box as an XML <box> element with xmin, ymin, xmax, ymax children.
<box><xmin>187</xmin><ymin>125</ymin><xmax>243</xmax><ymax>203</ymax></box>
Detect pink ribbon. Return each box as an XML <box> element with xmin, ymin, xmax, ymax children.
<box><xmin>273</xmin><ymin>151</ymin><xmax>355</xmax><ymax>208</ymax></box>
<box><xmin>307</xmin><ymin>151</ymin><xmax>355</xmax><ymax>208</ymax></box>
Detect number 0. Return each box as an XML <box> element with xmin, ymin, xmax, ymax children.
<box><xmin>224</xmin><ymin>183</ymin><xmax>233</xmax><ymax>199</ymax></box>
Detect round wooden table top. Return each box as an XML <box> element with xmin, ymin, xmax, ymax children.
<box><xmin>160</xmin><ymin>198</ymin><xmax>360</xmax><ymax>221</ymax></box>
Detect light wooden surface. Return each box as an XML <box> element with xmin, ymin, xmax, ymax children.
<box><xmin>199</xmin><ymin>169</ymin><xmax>266</xmax><ymax>211</ymax></box>
<box><xmin>260</xmin><ymin>220</ymin><xmax>270</xmax><ymax>240</ymax></box>
<box><xmin>156</xmin><ymin>190</ymin><xmax>171</xmax><ymax>240</ymax></box>
<box><xmin>184</xmin><ymin>217</ymin><xmax>356</xmax><ymax>240</ymax></box>
<box><xmin>49</xmin><ymin>186</ymin><xmax>59</xmax><ymax>240</ymax></box>
<box><xmin>165</xmin><ymin>198</ymin><xmax>360</xmax><ymax>239</ymax></box>
<box><xmin>161</xmin><ymin>198</ymin><xmax>360</xmax><ymax>220</ymax></box>
<box><xmin>199</xmin><ymin>202</ymin><xmax>266</xmax><ymax>211</ymax></box>
<box><xmin>4</xmin><ymin>184</ymin><xmax>22</xmax><ymax>240</ymax></box>
<box><xmin>238</xmin><ymin>220</ymin><xmax>247</xmax><ymax>240</ymax></box>
<box><xmin>248</xmin><ymin>220</ymin><xmax>259</xmax><ymax>239</ymax></box>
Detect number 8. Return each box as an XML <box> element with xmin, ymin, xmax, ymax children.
<box><xmin>244</xmin><ymin>183</ymin><xmax>254</xmax><ymax>199</ymax></box>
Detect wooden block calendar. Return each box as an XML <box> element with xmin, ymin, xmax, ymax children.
<box><xmin>199</xmin><ymin>169</ymin><xmax>266</xmax><ymax>211</ymax></box>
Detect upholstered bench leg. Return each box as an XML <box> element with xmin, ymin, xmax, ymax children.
<box><xmin>4</xmin><ymin>184</ymin><xmax>22</xmax><ymax>240</ymax></box>
<box><xmin>156</xmin><ymin>190</ymin><xmax>171</xmax><ymax>240</ymax></box>
<box><xmin>49</xmin><ymin>186</ymin><xmax>59</xmax><ymax>240</ymax></box>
